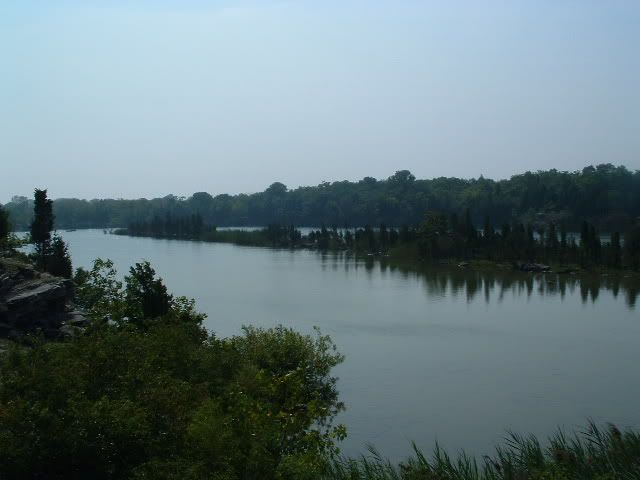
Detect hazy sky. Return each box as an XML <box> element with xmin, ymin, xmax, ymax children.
<box><xmin>2</xmin><ymin>1</ymin><xmax>639</xmax><ymax>202</ymax></box>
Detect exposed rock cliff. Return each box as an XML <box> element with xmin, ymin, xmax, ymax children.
<box><xmin>0</xmin><ymin>258</ymin><xmax>88</xmax><ymax>339</ymax></box>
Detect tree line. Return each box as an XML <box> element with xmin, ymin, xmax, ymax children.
<box><xmin>120</xmin><ymin>209</ymin><xmax>640</xmax><ymax>271</ymax></box>
<box><xmin>4</xmin><ymin>163</ymin><xmax>640</xmax><ymax>231</ymax></box>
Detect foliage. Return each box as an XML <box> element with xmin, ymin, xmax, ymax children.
<box><xmin>0</xmin><ymin>260</ymin><xmax>345</xmax><ymax>480</ymax></box>
<box><xmin>325</xmin><ymin>422</ymin><xmax>640</xmax><ymax>480</ymax></box>
<box><xmin>0</xmin><ymin>204</ymin><xmax>10</xmax><ymax>248</ymax></box>
<box><xmin>24</xmin><ymin>189</ymin><xmax>74</xmax><ymax>277</ymax></box>
<box><xmin>75</xmin><ymin>259</ymin><xmax>206</xmax><ymax>328</ymax></box>
<box><xmin>126</xmin><ymin>213</ymin><xmax>205</xmax><ymax>239</ymax></box>
<box><xmin>121</xmin><ymin>217</ymin><xmax>302</xmax><ymax>248</ymax></box>
<box><xmin>5</xmin><ymin>164</ymin><xmax>640</xmax><ymax>231</ymax></box>
<box><xmin>624</xmin><ymin>224</ymin><xmax>640</xmax><ymax>271</ymax></box>
<box><xmin>124</xmin><ymin>261</ymin><xmax>172</xmax><ymax>323</ymax></box>
<box><xmin>74</xmin><ymin>258</ymin><xmax>125</xmax><ymax>321</ymax></box>
<box><xmin>121</xmin><ymin>214</ymin><xmax>640</xmax><ymax>271</ymax></box>
<box><xmin>29</xmin><ymin>188</ymin><xmax>54</xmax><ymax>269</ymax></box>
<box><xmin>44</xmin><ymin>234</ymin><xmax>73</xmax><ymax>278</ymax></box>
<box><xmin>2</xmin><ymin>255</ymin><xmax>640</xmax><ymax>478</ymax></box>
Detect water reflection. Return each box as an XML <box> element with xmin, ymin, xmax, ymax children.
<box><xmin>56</xmin><ymin>230</ymin><xmax>640</xmax><ymax>460</ymax></box>
<box><xmin>318</xmin><ymin>251</ymin><xmax>638</xmax><ymax>309</ymax></box>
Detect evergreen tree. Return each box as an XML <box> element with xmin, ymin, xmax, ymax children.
<box><xmin>559</xmin><ymin>226</ymin><xmax>568</xmax><ymax>263</ymax></box>
<box><xmin>483</xmin><ymin>215</ymin><xmax>494</xmax><ymax>241</ymax></box>
<box><xmin>0</xmin><ymin>204</ymin><xmax>10</xmax><ymax>248</ymax></box>
<box><xmin>610</xmin><ymin>232</ymin><xmax>622</xmax><ymax>269</ymax></box>
<box><xmin>623</xmin><ymin>224</ymin><xmax>640</xmax><ymax>271</ymax></box>
<box><xmin>46</xmin><ymin>235</ymin><xmax>73</xmax><ymax>278</ymax></box>
<box><xmin>449</xmin><ymin>213</ymin><xmax>459</xmax><ymax>235</ymax></box>
<box><xmin>30</xmin><ymin>189</ymin><xmax>54</xmax><ymax>269</ymax></box>
<box><xmin>344</xmin><ymin>230</ymin><xmax>354</xmax><ymax>247</ymax></box>
<box><xmin>500</xmin><ymin>222</ymin><xmax>511</xmax><ymax>239</ymax></box>
<box><xmin>591</xmin><ymin>224</ymin><xmax>602</xmax><ymax>263</ymax></box>
<box><xmin>364</xmin><ymin>225</ymin><xmax>375</xmax><ymax>252</ymax></box>
<box><xmin>318</xmin><ymin>224</ymin><xmax>330</xmax><ymax>250</ymax></box>
<box><xmin>389</xmin><ymin>227</ymin><xmax>399</xmax><ymax>246</ymax></box>
<box><xmin>418</xmin><ymin>212</ymin><xmax>448</xmax><ymax>259</ymax></box>
<box><xmin>546</xmin><ymin>223</ymin><xmax>559</xmax><ymax>255</ymax></box>
<box><xmin>400</xmin><ymin>225</ymin><xmax>411</xmax><ymax>243</ymax></box>
<box><xmin>379</xmin><ymin>224</ymin><xmax>389</xmax><ymax>251</ymax></box>
<box><xmin>463</xmin><ymin>208</ymin><xmax>477</xmax><ymax>241</ymax></box>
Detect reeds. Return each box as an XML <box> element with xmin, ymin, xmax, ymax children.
<box><xmin>326</xmin><ymin>422</ymin><xmax>640</xmax><ymax>479</ymax></box>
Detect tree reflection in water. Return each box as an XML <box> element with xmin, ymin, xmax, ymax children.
<box><xmin>319</xmin><ymin>250</ymin><xmax>638</xmax><ymax>309</ymax></box>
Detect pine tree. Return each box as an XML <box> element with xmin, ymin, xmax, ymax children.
<box><xmin>559</xmin><ymin>226</ymin><xmax>568</xmax><ymax>263</ymax></box>
<box><xmin>624</xmin><ymin>224</ymin><xmax>640</xmax><ymax>271</ymax></box>
<box><xmin>30</xmin><ymin>189</ymin><xmax>54</xmax><ymax>269</ymax></box>
<box><xmin>0</xmin><ymin>204</ymin><xmax>10</xmax><ymax>248</ymax></box>
<box><xmin>590</xmin><ymin>224</ymin><xmax>601</xmax><ymax>263</ymax></box>
<box><xmin>546</xmin><ymin>223</ymin><xmax>559</xmax><ymax>255</ymax></box>
<box><xmin>610</xmin><ymin>232</ymin><xmax>621</xmax><ymax>269</ymax></box>
<box><xmin>463</xmin><ymin>208</ymin><xmax>477</xmax><ymax>241</ymax></box>
<box><xmin>47</xmin><ymin>235</ymin><xmax>73</xmax><ymax>278</ymax></box>
<box><xmin>379</xmin><ymin>224</ymin><xmax>389</xmax><ymax>251</ymax></box>
<box><xmin>483</xmin><ymin>215</ymin><xmax>494</xmax><ymax>241</ymax></box>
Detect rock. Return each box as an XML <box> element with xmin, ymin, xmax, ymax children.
<box><xmin>0</xmin><ymin>258</ymin><xmax>79</xmax><ymax>339</ymax></box>
<box><xmin>6</xmin><ymin>282</ymin><xmax>68</xmax><ymax>308</ymax></box>
<box><xmin>515</xmin><ymin>262</ymin><xmax>551</xmax><ymax>273</ymax></box>
<box><xmin>66</xmin><ymin>312</ymin><xmax>89</xmax><ymax>327</ymax></box>
<box><xmin>0</xmin><ymin>274</ymin><xmax>14</xmax><ymax>296</ymax></box>
<box><xmin>59</xmin><ymin>324</ymin><xmax>83</xmax><ymax>338</ymax></box>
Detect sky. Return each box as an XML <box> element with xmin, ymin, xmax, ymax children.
<box><xmin>1</xmin><ymin>0</ymin><xmax>639</xmax><ymax>202</ymax></box>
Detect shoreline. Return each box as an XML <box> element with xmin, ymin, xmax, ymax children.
<box><xmin>111</xmin><ymin>228</ymin><xmax>640</xmax><ymax>280</ymax></box>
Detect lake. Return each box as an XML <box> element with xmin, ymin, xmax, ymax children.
<box><xmin>61</xmin><ymin>229</ymin><xmax>640</xmax><ymax>461</ymax></box>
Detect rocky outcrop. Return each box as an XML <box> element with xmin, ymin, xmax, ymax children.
<box><xmin>0</xmin><ymin>258</ymin><xmax>88</xmax><ymax>339</ymax></box>
<box><xmin>514</xmin><ymin>262</ymin><xmax>551</xmax><ymax>273</ymax></box>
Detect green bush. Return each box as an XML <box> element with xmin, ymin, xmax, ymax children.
<box><xmin>0</xmin><ymin>321</ymin><xmax>345</xmax><ymax>480</ymax></box>
<box><xmin>0</xmin><ymin>260</ymin><xmax>345</xmax><ymax>480</ymax></box>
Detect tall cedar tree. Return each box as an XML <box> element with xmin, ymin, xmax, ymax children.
<box><xmin>30</xmin><ymin>189</ymin><xmax>54</xmax><ymax>269</ymax></box>
<box><xmin>47</xmin><ymin>235</ymin><xmax>73</xmax><ymax>278</ymax></box>
<box><xmin>0</xmin><ymin>204</ymin><xmax>10</xmax><ymax>247</ymax></box>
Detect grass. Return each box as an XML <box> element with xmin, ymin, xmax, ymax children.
<box><xmin>326</xmin><ymin>422</ymin><xmax>640</xmax><ymax>480</ymax></box>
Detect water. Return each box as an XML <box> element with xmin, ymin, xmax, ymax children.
<box><xmin>61</xmin><ymin>230</ymin><xmax>640</xmax><ymax>460</ymax></box>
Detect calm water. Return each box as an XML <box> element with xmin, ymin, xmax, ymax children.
<box><xmin>61</xmin><ymin>230</ymin><xmax>640</xmax><ymax>460</ymax></box>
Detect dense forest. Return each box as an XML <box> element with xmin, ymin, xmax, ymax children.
<box><xmin>4</xmin><ymin>164</ymin><xmax>640</xmax><ymax>231</ymax></box>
